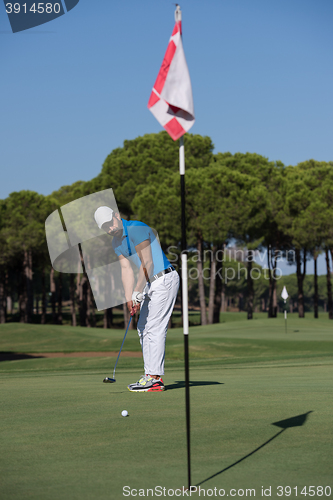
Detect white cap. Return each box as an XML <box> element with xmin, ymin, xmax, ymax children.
<box><xmin>94</xmin><ymin>206</ymin><xmax>114</xmax><ymax>229</ymax></box>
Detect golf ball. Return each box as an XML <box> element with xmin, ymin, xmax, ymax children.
<box><xmin>121</xmin><ymin>410</ymin><xmax>128</xmax><ymax>417</ymax></box>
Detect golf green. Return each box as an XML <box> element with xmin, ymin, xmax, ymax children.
<box><xmin>0</xmin><ymin>316</ymin><xmax>332</xmax><ymax>499</ymax></box>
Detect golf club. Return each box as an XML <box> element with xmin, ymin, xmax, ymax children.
<box><xmin>103</xmin><ymin>315</ymin><xmax>133</xmax><ymax>383</ymax></box>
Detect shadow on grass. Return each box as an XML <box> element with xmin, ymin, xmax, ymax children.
<box><xmin>0</xmin><ymin>352</ymin><xmax>44</xmax><ymax>362</ymax></box>
<box><xmin>166</xmin><ymin>381</ymin><xmax>224</xmax><ymax>390</ymax></box>
<box><xmin>196</xmin><ymin>411</ymin><xmax>313</xmax><ymax>487</ymax></box>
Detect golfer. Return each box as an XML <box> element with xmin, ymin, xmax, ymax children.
<box><xmin>94</xmin><ymin>206</ymin><xmax>179</xmax><ymax>392</ymax></box>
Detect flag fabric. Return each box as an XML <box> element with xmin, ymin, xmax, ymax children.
<box><xmin>148</xmin><ymin>16</ymin><xmax>195</xmax><ymax>141</ymax></box>
<box><xmin>281</xmin><ymin>286</ymin><xmax>289</xmax><ymax>301</ymax></box>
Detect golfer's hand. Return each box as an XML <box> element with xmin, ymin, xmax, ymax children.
<box><xmin>127</xmin><ymin>301</ymin><xmax>140</xmax><ymax>316</ymax></box>
<box><xmin>130</xmin><ymin>291</ymin><xmax>143</xmax><ymax>316</ymax></box>
<box><xmin>131</xmin><ymin>303</ymin><xmax>140</xmax><ymax>315</ymax></box>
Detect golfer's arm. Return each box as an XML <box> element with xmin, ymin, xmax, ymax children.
<box><xmin>118</xmin><ymin>254</ymin><xmax>134</xmax><ymax>302</ymax></box>
<box><xmin>135</xmin><ymin>240</ymin><xmax>154</xmax><ymax>292</ymax></box>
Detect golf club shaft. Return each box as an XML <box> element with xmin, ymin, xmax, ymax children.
<box><xmin>113</xmin><ymin>315</ymin><xmax>133</xmax><ymax>379</ymax></box>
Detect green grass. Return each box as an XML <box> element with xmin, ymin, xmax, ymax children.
<box><xmin>1</xmin><ymin>313</ymin><xmax>332</xmax><ymax>368</ymax></box>
<box><xmin>0</xmin><ymin>316</ymin><xmax>332</xmax><ymax>499</ymax></box>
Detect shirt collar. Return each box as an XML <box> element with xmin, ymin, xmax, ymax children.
<box><xmin>120</xmin><ymin>218</ymin><xmax>128</xmax><ymax>239</ymax></box>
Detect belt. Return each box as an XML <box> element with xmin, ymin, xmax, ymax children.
<box><xmin>148</xmin><ymin>266</ymin><xmax>175</xmax><ymax>284</ymax></box>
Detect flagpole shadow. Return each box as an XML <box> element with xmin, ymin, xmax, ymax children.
<box><xmin>196</xmin><ymin>411</ymin><xmax>313</xmax><ymax>487</ymax></box>
<box><xmin>166</xmin><ymin>381</ymin><xmax>224</xmax><ymax>391</ymax></box>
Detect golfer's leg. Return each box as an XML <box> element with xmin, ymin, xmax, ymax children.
<box><xmin>138</xmin><ymin>272</ymin><xmax>179</xmax><ymax>376</ymax></box>
<box><xmin>137</xmin><ymin>290</ymin><xmax>150</xmax><ymax>374</ymax></box>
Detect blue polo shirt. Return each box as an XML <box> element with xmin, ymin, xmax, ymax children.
<box><xmin>112</xmin><ymin>219</ymin><xmax>171</xmax><ymax>276</ymax></box>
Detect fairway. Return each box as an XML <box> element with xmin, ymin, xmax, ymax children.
<box><xmin>1</xmin><ymin>316</ymin><xmax>332</xmax><ymax>499</ymax></box>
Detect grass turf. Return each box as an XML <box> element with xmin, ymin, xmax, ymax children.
<box><xmin>0</xmin><ymin>315</ymin><xmax>332</xmax><ymax>499</ymax></box>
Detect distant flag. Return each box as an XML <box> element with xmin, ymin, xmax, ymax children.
<box><xmin>148</xmin><ymin>6</ymin><xmax>195</xmax><ymax>141</ymax></box>
<box><xmin>281</xmin><ymin>286</ymin><xmax>289</xmax><ymax>301</ymax></box>
<box><xmin>281</xmin><ymin>286</ymin><xmax>289</xmax><ymax>333</ymax></box>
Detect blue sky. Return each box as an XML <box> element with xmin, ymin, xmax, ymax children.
<box><xmin>1</xmin><ymin>0</ymin><xmax>332</xmax><ymax>275</ymax></box>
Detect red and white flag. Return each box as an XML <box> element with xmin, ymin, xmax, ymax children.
<box><xmin>148</xmin><ymin>6</ymin><xmax>195</xmax><ymax>141</ymax></box>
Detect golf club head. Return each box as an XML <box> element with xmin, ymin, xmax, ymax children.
<box><xmin>103</xmin><ymin>377</ymin><xmax>116</xmax><ymax>383</ymax></box>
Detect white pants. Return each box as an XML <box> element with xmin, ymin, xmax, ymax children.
<box><xmin>137</xmin><ymin>270</ymin><xmax>180</xmax><ymax>376</ymax></box>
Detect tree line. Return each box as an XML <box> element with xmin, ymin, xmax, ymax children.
<box><xmin>0</xmin><ymin>131</ymin><xmax>332</xmax><ymax>327</ymax></box>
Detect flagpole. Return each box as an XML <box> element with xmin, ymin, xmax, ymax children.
<box><xmin>147</xmin><ymin>2</ymin><xmax>193</xmax><ymax>488</ymax></box>
<box><xmin>180</xmin><ymin>136</ymin><xmax>186</xmax><ymax>251</ymax></box>
<box><xmin>176</xmin><ymin>6</ymin><xmax>191</xmax><ymax>490</ymax></box>
<box><xmin>179</xmin><ymin>134</ymin><xmax>191</xmax><ymax>490</ymax></box>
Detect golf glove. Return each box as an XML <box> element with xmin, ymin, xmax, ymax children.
<box><xmin>132</xmin><ymin>291</ymin><xmax>143</xmax><ymax>306</ymax></box>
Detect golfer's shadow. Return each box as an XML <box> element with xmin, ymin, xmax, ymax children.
<box><xmin>0</xmin><ymin>352</ymin><xmax>44</xmax><ymax>362</ymax></box>
<box><xmin>166</xmin><ymin>381</ymin><xmax>224</xmax><ymax>390</ymax></box>
<box><xmin>196</xmin><ymin>411</ymin><xmax>313</xmax><ymax>487</ymax></box>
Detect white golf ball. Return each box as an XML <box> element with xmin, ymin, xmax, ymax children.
<box><xmin>121</xmin><ymin>410</ymin><xmax>128</xmax><ymax>417</ymax></box>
